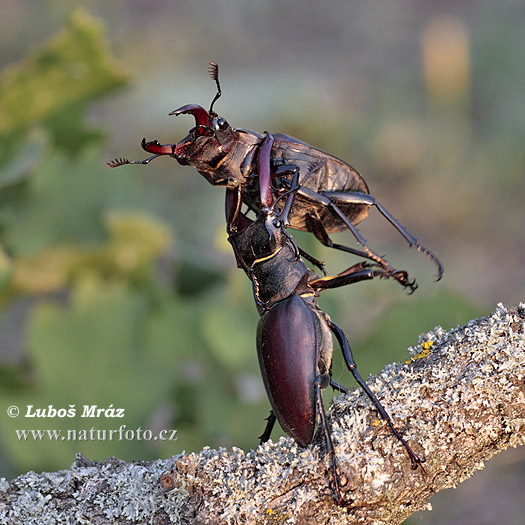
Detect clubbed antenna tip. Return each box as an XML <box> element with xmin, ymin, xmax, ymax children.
<box><xmin>107</xmin><ymin>158</ymin><xmax>130</xmax><ymax>168</ymax></box>
<box><xmin>208</xmin><ymin>62</ymin><xmax>222</xmax><ymax>114</ymax></box>
<box><xmin>208</xmin><ymin>62</ymin><xmax>219</xmax><ymax>82</ymax></box>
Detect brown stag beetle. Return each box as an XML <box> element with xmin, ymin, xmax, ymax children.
<box><xmin>108</xmin><ymin>63</ymin><xmax>443</xmax><ymax>281</ymax></box>
<box><xmin>226</xmin><ymin>169</ymin><xmax>424</xmax><ymax>504</ymax></box>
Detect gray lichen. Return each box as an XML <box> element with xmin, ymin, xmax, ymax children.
<box><xmin>0</xmin><ymin>303</ymin><xmax>523</xmax><ymax>524</ymax></box>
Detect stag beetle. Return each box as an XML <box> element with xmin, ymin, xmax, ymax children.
<box><xmin>226</xmin><ymin>170</ymin><xmax>424</xmax><ymax>504</ymax></box>
<box><xmin>108</xmin><ymin>63</ymin><xmax>443</xmax><ymax>281</ymax></box>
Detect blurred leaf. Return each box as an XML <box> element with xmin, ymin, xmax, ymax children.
<box><xmin>0</xmin><ymin>129</ymin><xmax>49</xmax><ymax>189</ymax></box>
<box><xmin>7</xmin><ymin>211</ymin><xmax>172</xmax><ymax>296</ymax></box>
<box><xmin>201</xmin><ymin>286</ymin><xmax>258</xmax><ymax>371</ymax></box>
<box><xmin>11</xmin><ymin>246</ymin><xmax>83</xmax><ymax>295</ymax></box>
<box><xmin>175</xmin><ymin>261</ymin><xmax>224</xmax><ymax>297</ymax></box>
<box><xmin>1</xmin><ymin>147</ymin><xmax>143</xmax><ymax>257</ymax></box>
<box><xmin>0</xmin><ymin>276</ymin><xmax>177</xmax><ymax>472</ymax></box>
<box><xmin>0</xmin><ymin>245</ymin><xmax>12</xmax><ymax>294</ymax></box>
<box><xmin>0</xmin><ymin>9</ymin><xmax>128</xmax><ymax>156</ymax></box>
<box><xmin>103</xmin><ymin>211</ymin><xmax>173</xmax><ymax>279</ymax></box>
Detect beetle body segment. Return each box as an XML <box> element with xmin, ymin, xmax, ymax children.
<box><xmin>256</xmin><ymin>294</ymin><xmax>333</xmax><ymax>447</ymax></box>
<box><xmin>268</xmin><ymin>133</ymin><xmax>370</xmax><ymax>232</ymax></box>
<box><xmin>175</xmin><ymin>125</ymin><xmax>372</xmax><ymax>232</ymax></box>
<box><xmin>228</xmin><ymin>209</ymin><xmax>310</xmax><ymax>307</ymax></box>
<box><xmin>178</xmin><ymin>128</ymin><xmax>265</xmax><ymax>189</ymax></box>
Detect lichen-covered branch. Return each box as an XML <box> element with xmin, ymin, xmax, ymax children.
<box><xmin>1</xmin><ymin>304</ymin><xmax>524</xmax><ymax>524</ymax></box>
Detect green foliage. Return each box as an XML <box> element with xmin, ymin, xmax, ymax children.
<box><xmin>1</xmin><ymin>147</ymin><xmax>144</xmax><ymax>257</ymax></box>
<box><xmin>0</xmin><ymin>247</ymin><xmax>11</xmax><ymax>294</ymax></box>
<box><xmin>0</xmin><ymin>10</ymin><xmax>127</xmax><ymax>156</ymax></box>
<box><xmin>3</xmin><ymin>278</ymin><xmax>163</xmax><ymax>471</ymax></box>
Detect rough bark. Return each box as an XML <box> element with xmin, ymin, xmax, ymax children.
<box><xmin>1</xmin><ymin>303</ymin><xmax>524</xmax><ymax>524</ymax></box>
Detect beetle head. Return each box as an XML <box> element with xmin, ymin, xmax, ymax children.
<box><xmin>168</xmin><ymin>103</ymin><xmax>235</xmax><ymax>170</ymax></box>
<box><xmin>107</xmin><ymin>62</ymin><xmax>236</xmax><ymax>178</ymax></box>
<box><xmin>167</xmin><ymin>62</ymin><xmax>236</xmax><ymax>172</ymax></box>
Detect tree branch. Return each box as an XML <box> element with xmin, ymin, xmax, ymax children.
<box><xmin>1</xmin><ymin>303</ymin><xmax>524</xmax><ymax>524</ymax></box>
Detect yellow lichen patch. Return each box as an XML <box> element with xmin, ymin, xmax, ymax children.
<box><xmin>406</xmin><ymin>341</ymin><xmax>434</xmax><ymax>364</ymax></box>
<box><xmin>421</xmin><ymin>340</ymin><xmax>434</xmax><ymax>351</ymax></box>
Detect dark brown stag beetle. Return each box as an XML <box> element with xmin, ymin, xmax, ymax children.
<box><xmin>226</xmin><ymin>168</ymin><xmax>424</xmax><ymax>504</ymax></box>
<box><xmin>108</xmin><ymin>63</ymin><xmax>443</xmax><ymax>281</ymax></box>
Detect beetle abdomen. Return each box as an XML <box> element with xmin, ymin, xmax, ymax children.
<box><xmin>256</xmin><ymin>294</ymin><xmax>321</xmax><ymax>446</ymax></box>
<box><xmin>271</xmin><ymin>134</ymin><xmax>370</xmax><ymax>232</ymax></box>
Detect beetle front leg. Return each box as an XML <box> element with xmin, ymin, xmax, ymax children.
<box><xmin>257</xmin><ymin>133</ymin><xmax>275</xmax><ymax>208</ymax></box>
<box><xmin>328</xmin><ymin>320</ymin><xmax>425</xmax><ymax>471</ymax></box>
<box><xmin>298</xmin><ymin>248</ymin><xmax>326</xmax><ymax>275</ymax></box>
<box><xmin>225</xmin><ymin>187</ymin><xmax>247</xmax><ymax>234</ymax></box>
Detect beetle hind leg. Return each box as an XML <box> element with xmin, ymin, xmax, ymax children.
<box><xmin>325</xmin><ymin>191</ymin><xmax>443</xmax><ymax>281</ymax></box>
<box><xmin>314</xmin><ymin>375</ymin><xmax>349</xmax><ymax>505</ymax></box>
<box><xmin>306</xmin><ymin>213</ymin><xmax>379</xmax><ymax>261</ymax></box>
<box><xmin>372</xmin><ymin>200</ymin><xmax>443</xmax><ymax>281</ymax></box>
<box><xmin>329</xmin><ymin>320</ymin><xmax>425</xmax><ymax>471</ymax></box>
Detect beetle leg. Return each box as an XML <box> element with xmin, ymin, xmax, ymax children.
<box><xmin>305</xmin><ymin>214</ymin><xmax>385</xmax><ymax>262</ymax></box>
<box><xmin>268</xmin><ymin>189</ymin><xmax>302</xmax><ymax>262</ymax></box>
<box><xmin>258</xmin><ymin>411</ymin><xmax>277</xmax><ymax>444</ymax></box>
<box><xmin>298</xmin><ymin>247</ymin><xmax>326</xmax><ymax>275</ymax></box>
<box><xmin>329</xmin><ymin>379</ymin><xmax>349</xmax><ymax>394</ymax></box>
<box><xmin>257</xmin><ymin>133</ymin><xmax>275</xmax><ymax>208</ymax></box>
<box><xmin>309</xmin><ymin>263</ymin><xmax>418</xmax><ymax>293</ymax></box>
<box><xmin>314</xmin><ymin>375</ymin><xmax>347</xmax><ymax>505</ymax></box>
<box><xmin>391</xmin><ymin>270</ymin><xmax>418</xmax><ymax>294</ymax></box>
<box><xmin>272</xmin><ymin>166</ymin><xmax>301</xmax><ymax>227</ymax></box>
<box><xmin>310</xmin><ymin>264</ymin><xmax>386</xmax><ymax>291</ymax></box>
<box><xmin>328</xmin><ymin>320</ymin><xmax>425</xmax><ymax>471</ymax></box>
<box><xmin>225</xmin><ymin>187</ymin><xmax>246</xmax><ymax>234</ymax></box>
<box><xmin>324</xmin><ymin>191</ymin><xmax>443</xmax><ymax>281</ymax></box>
<box><xmin>297</xmin><ymin>186</ymin><xmax>395</xmax><ymax>274</ymax></box>
<box><xmin>260</xmin><ymin>164</ymin><xmax>328</xmax><ymax>272</ymax></box>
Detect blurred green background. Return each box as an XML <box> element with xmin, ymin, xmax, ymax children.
<box><xmin>0</xmin><ymin>2</ymin><xmax>523</xmax><ymax>523</ymax></box>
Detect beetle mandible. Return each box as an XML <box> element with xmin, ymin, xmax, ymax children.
<box><xmin>108</xmin><ymin>63</ymin><xmax>443</xmax><ymax>281</ymax></box>
<box><xmin>227</xmin><ymin>170</ymin><xmax>424</xmax><ymax>504</ymax></box>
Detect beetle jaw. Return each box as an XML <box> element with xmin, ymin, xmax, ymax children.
<box><xmin>169</xmin><ymin>104</ymin><xmax>212</xmax><ymax>128</ymax></box>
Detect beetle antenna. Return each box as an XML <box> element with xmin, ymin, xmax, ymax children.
<box><xmin>208</xmin><ymin>62</ymin><xmax>222</xmax><ymax>114</ymax></box>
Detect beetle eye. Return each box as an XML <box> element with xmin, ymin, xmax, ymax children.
<box><xmin>215</xmin><ymin>117</ymin><xmax>229</xmax><ymax>131</ymax></box>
